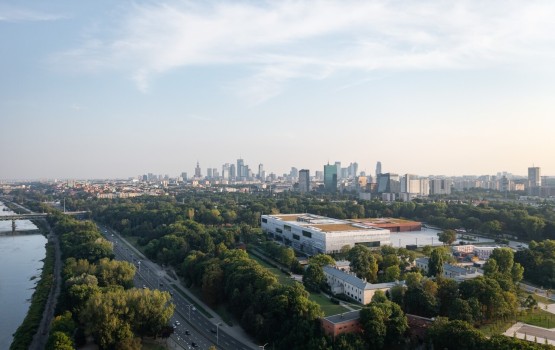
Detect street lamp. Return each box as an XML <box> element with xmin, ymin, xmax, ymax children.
<box><xmin>138</xmin><ymin>261</ymin><xmax>141</xmax><ymax>272</ymax></box>
<box><xmin>259</xmin><ymin>343</ymin><xmax>269</xmax><ymax>349</ymax></box>
<box><xmin>216</xmin><ymin>322</ymin><xmax>222</xmax><ymax>345</ymax></box>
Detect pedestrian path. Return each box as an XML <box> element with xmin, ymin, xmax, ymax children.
<box><xmin>503</xmin><ymin>322</ymin><xmax>555</xmax><ymax>345</ymax></box>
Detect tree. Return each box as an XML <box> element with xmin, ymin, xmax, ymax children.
<box><xmin>490</xmin><ymin>248</ymin><xmax>514</xmax><ymax>274</ymax></box>
<box><xmin>46</xmin><ymin>332</ymin><xmax>74</xmax><ymax>350</ymax></box>
<box><xmin>428</xmin><ymin>249</ymin><xmax>444</xmax><ymax>277</ymax></box>
<box><xmin>303</xmin><ymin>264</ymin><xmax>325</xmax><ymax>292</ymax></box>
<box><xmin>384</xmin><ymin>265</ymin><xmax>400</xmax><ymax>282</ymax></box>
<box><xmin>428</xmin><ymin>319</ymin><xmax>486</xmax><ymax>350</ymax></box>
<box><xmin>360</xmin><ymin>299</ymin><xmax>408</xmax><ymax>349</ymax></box>
<box><xmin>438</xmin><ymin>229</ymin><xmax>457</xmax><ymax>245</ymax></box>
<box><xmin>348</xmin><ymin>245</ymin><xmax>378</xmax><ymax>282</ymax></box>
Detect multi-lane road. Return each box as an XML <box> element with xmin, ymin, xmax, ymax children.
<box><xmin>99</xmin><ymin>224</ymin><xmax>256</xmax><ymax>350</ymax></box>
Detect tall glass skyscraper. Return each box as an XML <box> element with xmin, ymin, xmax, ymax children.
<box><xmin>324</xmin><ymin>164</ymin><xmax>337</xmax><ymax>192</ymax></box>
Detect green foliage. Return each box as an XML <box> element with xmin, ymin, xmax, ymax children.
<box><xmin>46</xmin><ymin>331</ymin><xmax>74</xmax><ymax>350</ymax></box>
<box><xmin>428</xmin><ymin>249</ymin><xmax>444</xmax><ymax>277</ymax></box>
<box><xmin>347</xmin><ymin>245</ymin><xmax>378</xmax><ymax>283</ymax></box>
<box><xmin>516</xmin><ymin>240</ymin><xmax>555</xmax><ymax>288</ymax></box>
<box><xmin>438</xmin><ymin>229</ymin><xmax>457</xmax><ymax>245</ymax></box>
<box><xmin>360</xmin><ymin>298</ymin><xmax>408</xmax><ymax>349</ymax></box>
<box><xmin>428</xmin><ymin>319</ymin><xmax>487</xmax><ymax>350</ymax></box>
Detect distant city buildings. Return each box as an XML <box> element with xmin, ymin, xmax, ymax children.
<box><xmin>324</xmin><ymin>163</ymin><xmax>338</xmax><ymax>192</ymax></box>
<box><xmin>298</xmin><ymin>169</ymin><xmax>310</xmax><ymax>193</ymax></box>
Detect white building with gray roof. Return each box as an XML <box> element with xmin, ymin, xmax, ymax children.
<box><xmin>323</xmin><ymin>265</ymin><xmax>401</xmax><ymax>304</ymax></box>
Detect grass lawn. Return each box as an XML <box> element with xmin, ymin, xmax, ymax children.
<box><xmin>309</xmin><ymin>293</ymin><xmax>349</xmax><ymax>316</ymax></box>
<box><xmin>248</xmin><ymin>252</ymin><xmax>296</xmax><ymax>286</ymax></box>
<box><xmin>247</xmin><ymin>251</ymin><xmax>349</xmax><ymax>316</ymax></box>
<box><xmin>142</xmin><ymin>338</ymin><xmax>167</xmax><ymax>349</ymax></box>
<box><xmin>531</xmin><ymin>294</ymin><xmax>555</xmax><ymax>305</ymax></box>
<box><xmin>479</xmin><ymin>309</ymin><xmax>555</xmax><ymax>336</ymax></box>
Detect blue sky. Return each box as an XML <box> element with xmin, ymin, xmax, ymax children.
<box><xmin>2</xmin><ymin>0</ymin><xmax>555</xmax><ymax>180</ymax></box>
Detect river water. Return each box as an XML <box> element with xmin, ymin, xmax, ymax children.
<box><xmin>0</xmin><ymin>202</ymin><xmax>45</xmax><ymax>349</ymax></box>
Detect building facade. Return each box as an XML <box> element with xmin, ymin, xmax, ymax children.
<box><xmin>261</xmin><ymin>213</ymin><xmax>390</xmax><ymax>255</ymax></box>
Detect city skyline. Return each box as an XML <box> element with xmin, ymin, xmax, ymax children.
<box><xmin>2</xmin><ymin>1</ymin><xmax>555</xmax><ymax>179</ymax></box>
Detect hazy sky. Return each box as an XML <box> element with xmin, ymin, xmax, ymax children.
<box><xmin>2</xmin><ymin>0</ymin><xmax>555</xmax><ymax>180</ymax></box>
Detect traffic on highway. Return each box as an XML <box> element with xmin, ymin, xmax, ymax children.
<box><xmin>98</xmin><ymin>224</ymin><xmax>255</xmax><ymax>350</ymax></box>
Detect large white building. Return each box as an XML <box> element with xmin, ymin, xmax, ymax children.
<box><xmin>261</xmin><ymin>213</ymin><xmax>391</xmax><ymax>255</ymax></box>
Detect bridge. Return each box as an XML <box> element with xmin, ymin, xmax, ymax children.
<box><xmin>0</xmin><ymin>211</ymin><xmax>90</xmax><ymax>221</ymax></box>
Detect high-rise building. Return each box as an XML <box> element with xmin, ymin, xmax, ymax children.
<box><xmin>334</xmin><ymin>162</ymin><xmax>342</xmax><ymax>180</ymax></box>
<box><xmin>299</xmin><ymin>169</ymin><xmax>310</xmax><ymax>193</ymax></box>
<box><xmin>207</xmin><ymin>168</ymin><xmax>213</xmax><ymax>179</ymax></box>
<box><xmin>430</xmin><ymin>179</ymin><xmax>452</xmax><ymax>195</ymax></box>
<box><xmin>181</xmin><ymin>172</ymin><xmax>188</xmax><ymax>181</ymax></box>
<box><xmin>237</xmin><ymin>158</ymin><xmax>245</xmax><ymax>179</ymax></box>
<box><xmin>258</xmin><ymin>164</ymin><xmax>264</xmax><ymax>179</ymax></box>
<box><xmin>230</xmin><ymin>164</ymin><xmax>236</xmax><ymax>179</ymax></box>
<box><xmin>290</xmin><ymin>167</ymin><xmax>299</xmax><ymax>179</ymax></box>
<box><xmin>222</xmin><ymin>164</ymin><xmax>230</xmax><ymax>180</ymax></box>
<box><xmin>528</xmin><ymin>167</ymin><xmax>541</xmax><ymax>187</ymax></box>
<box><xmin>377</xmin><ymin>173</ymin><xmax>400</xmax><ymax>193</ymax></box>
<box><xmin>376</xmin><ymin>161</ymin><xmax>382</xmax><ymax>179</ymax></box>
<box><xmin>324</xmin><ymin>163</ymin><xmax>338</xmax><ymax>192</ymax></box>
<box><xmin>195</xmin><ymin>162</ymin><xmax>202</xmax><ymax>178</ymax></box>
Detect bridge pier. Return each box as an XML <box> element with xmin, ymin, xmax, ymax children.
<box><xmin>12</xmin><ymin>219</ymin><xmax>16</xmax><ymax>234</ymax></box>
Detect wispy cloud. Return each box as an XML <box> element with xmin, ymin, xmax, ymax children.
<box><xmin>53</xmin><ymin>0</ymin><xmax>555</xmax><ymax>102</ymax></box>
<box><xmin>0</xmin><ymin>6</ymin><xmax>66</xmax><ymax>22</ymax></box>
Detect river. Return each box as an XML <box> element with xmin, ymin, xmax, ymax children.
<box><xmin>0</xmin><ymin>202</ymin><xmax>46</xmax><ymax>349</ymax></box>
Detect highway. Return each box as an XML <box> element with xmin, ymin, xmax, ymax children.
<box><xmin>98</xmin><ymin>224</ymin><xmax>255</xmax><ymax>350</ymax></box>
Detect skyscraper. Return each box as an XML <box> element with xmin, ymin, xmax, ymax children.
<box><xmin>195</xmin><ymin>161</ymin><xmax>202</xmax><ymax>178</ymax></box>
<box><xmin>324</xmin><ymin>163</ymin><xmax>338</xmax><ymax>192</ymax></box>
<box><xmin>335</xmin><ymin>161</ymin><xmax>341</xmax><ymax>180</ymax></box>
<box><xmin>299</xmin><ymin>169</ymin><xmax>310</xmax><ymax>193</ymax></box>
<box><xmin>528</xmin><ymin>167</ymin><xmax>541</xmax><ymax>187</ymax></box>
<box><xmin>376</xmin><ymin>161</ymin><xmax>382</xmax><ymax>179</ymax></box>
<box><xmin>258</xmin><ymin>164</ymin><xmax>264</xmax><ymax>179</ymax></box>
<box><xmin>237</xmin><ymin>158</ymin><xmax>245</xmax><ymax>179</ymax></box>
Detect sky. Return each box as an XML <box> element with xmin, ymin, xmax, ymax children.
<box><xmin>2</xmin><ymin>0</ymin><xmax>555</xmax><ymax>180</ymax></box>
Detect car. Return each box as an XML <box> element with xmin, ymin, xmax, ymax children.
<box><xmin>191</xmin><ymin>342</ymin><xmax>198</xmax><ymax>348</ymax></box>
<box><xmin>142</xmin><ymin>285</ymin><xmax>146</xmax><ymax>289</ymax></box>
<box><xmin>185</xmin><ymin>330</ymin><xmax>190</xmax><ymax>335</ymax></box>
<box><xmin>210</xmin><ymin>329</ymin><xmax>217</xmax><ymax>334</ymax></box>
<box><xmin>174</xmin><ymin>320</ymin><xmax>180</xmax><ymax>326</ymax></box>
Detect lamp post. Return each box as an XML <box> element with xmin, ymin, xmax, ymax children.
<box><xmin>216</xmin><ymin>322</ymin><xmax>222</xmax><ymax>345</ymax></box>
<box><xmin>259</xmin><ymin>343</ymin><xmax>269</xmax><ymax>349</ymax></box>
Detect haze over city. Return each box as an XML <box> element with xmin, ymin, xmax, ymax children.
<box><xmin>2</xmin><ymin>0</ymin><xmax>555</xmax><ymax>180</ymax></box>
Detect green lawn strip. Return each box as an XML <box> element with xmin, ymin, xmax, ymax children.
<box><xmin>308</xmin><ymin>293</ymin><xmax>349</xmax><ymax>316</ymax></box>
<box><xmin>248</xmin><ymin>252</ymin><xmax>295</xmax><ymax>286</ymax></box>
<box><xmin>247</xmin><ymin>251</ymin><xmax>349</xmax><ymax>316</ymax></box>
<box><xmin>479</xmin><ymin>309</ymin><xmax>555</xmax><ymax>336</ymax></box>
<box><xmin>531</xmin><ymin>293</ymin><xmax>555</xmax><ymax>305</ymax></box>
<box><xmin>142</xmin><ymin>338</ymin><xmax>167</xmax><ymax>350</ymax></box>
<box><xmin>169</xmin><ymin>283</ymin><xmax>213</xmax><ymax>319</ymax></box>
<box><xmin>519</xmin><ymin>308</ymin><xmax>555</xmax><ymax>328</ymax></box>
<box><xmin>478</xmin><ymin>319</ymin><xmax>515</xmax><ymax>337</ymax></box>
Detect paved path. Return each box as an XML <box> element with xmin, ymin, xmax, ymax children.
<box><xmin>29</xmin><ymin>219</ymin><xmax>63</xmax><ymax>350</ymax></box>
<box><xmin>504</xmin><ymin>322</ymin><xmax>555</xmax><ymax>345</ymax></box>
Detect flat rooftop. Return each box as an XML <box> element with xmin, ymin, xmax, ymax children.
<box><xmin>351</xmin><ymin>218</ymin><xmax>421</xmax><ymax>225</ymax></box>
<box><xmin>324</xmin><ymin>310</ymin><xmax>360</xmax><ymax>324</ymax></box>
<box><xmin>265</xmin><ymin>214</ymin><xmax>388</xmax><ymax>233</ymax></box>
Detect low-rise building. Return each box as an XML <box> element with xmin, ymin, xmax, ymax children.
<box><xmin>321</xmin><ymin>310</ymin><xmax>361</xmax><ymax>338</ymax></box>
<box><xmin>415</xmin><ymin>257</ymin><xmax>482</xmax><ymax>281</ymax></box>
<box><xmin>323</xmin><ymin>265</ymin><xmax>400</xmax><ymax>304</ymax></box>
